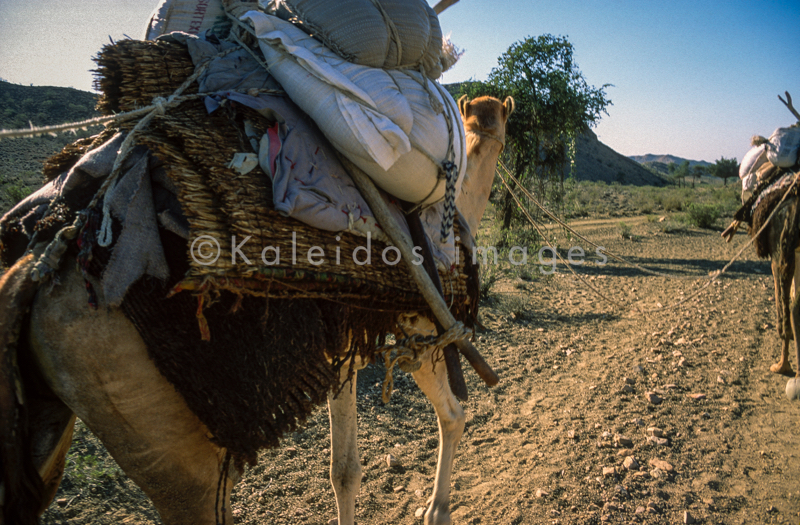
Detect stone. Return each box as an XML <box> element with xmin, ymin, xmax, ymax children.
<box><xmin>634</xmin><ymin>471</ymin><xmax>650</xmax><ymax>478</ymax></box>
<box><xmin>647</xmin><ymin>427</ymin><xmax>664</xmax><ymax>438</ymax></box>
<box><xmin>615</xmin><ymin>434</ymin><xmax>633</xmax><ymax>448</ymax></box>
<box><xmin>648</xmin><ymin>436</ymin><xmax>670</xmax><ymax>446</ymax></box>
<box><xmin>414</xmin><ymin>507</ymin><xmax>426</xmax><ymax>519</ymax></box>
<box><xmin>633</xmin><ymin>365</ymin><xmax>645</xmax><ymax>374</ymax></box>
<box><xmin>786</xmin><ymin>378</ymin><xmax>800</xmax><ymax>400</ymax></box>
<box><xmin>650</xmin><ymin>468</ymin><xmax>664</xmax><ymax>479</ymax></box>
<box><xmin>684</xmin><ymin>510</ymin><xmax>696</xmax><ymax>524</ymax></box>
<box><xmin>645</xmin><ymin>392</ymin><xmax>662</xmax><ymax>404</ymax></box>
<box><xmin>648</xmin><ymin>458</ymin><xmax>674</xmax><ymax>472</ymax></box>
<box><xmin>602</xmin><ymin>467</ymin><xmax>616</xmax><ymax>477</ymax></box>
<box><xmin>687</xmin><ymin>393</ymin><xmax>706</xmax><ymax>400</ymax></box>
<box><xmin>394</xmin><ymin>486</ymin><xmax>405</xmax><ymax>493</ymax></box>
<box><xmin>56</xmin><ymin>498</ymin><xmax>68</xmax><ymax>507</ymax></box>
<box><xmin>617</xmin><ymin>448</ymin><xmax>634</xmax><ymax>457</ymax></box>
<box><xmin>536</xmin><ymin>488</ymin><xmax>549</xmax><ymax>498</ymax></box>
<box><xmin>621</xmin><ymin>384</ymin><xmax>635</xmax><ymax>394</ymax></box>
<box><xmin>625</xmin><ymin>377</ymin><xmax>636</xmax><ymax>385</ymax></box>
<box><xmin>635</xmin><ymin>506</ymin><xmax>646</xmax><ymax>514</ymax></box>
<box><xmin>386</xmin><ymin>454</ymin><xmax>400</xmax><ymax>468</ymax></box>
<box><xmin>415</xmin><ymin>489</ymin><xmax>424</xmax><ymax>498</ymax></box>
<box><xmin>623</xmin><ymin>456</ymin><xmax>640</xmax><ymax>470</ymax></box>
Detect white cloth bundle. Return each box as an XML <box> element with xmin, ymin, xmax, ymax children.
<box><xmin>144</xmin><ymin>0</ymin><xmax>229</xmax><ymax>40</ymax></box>
<box><xmin>242</xmin><ymin>11</ymin><xmax>466</xmax><ymax>206</ymax></box>
<box><xmin>766</xmin><ymin>127</ymin><xmax>800</xmax><ymax>168</ymax></box>
<box><xmin>262</xmin><ymin>0</ymin><xmax>444</xmax><ymax>79</ymax></box>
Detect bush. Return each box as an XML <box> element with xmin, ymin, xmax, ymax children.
<box><xmin>686</xmin><ymin>203</ymin><xmax>721</xmax><ymax>229</ymax></box>
<box><xmin>663</xmin><ymin>194</ymin><xmax>684</xmax><ymax>212</ymax></box>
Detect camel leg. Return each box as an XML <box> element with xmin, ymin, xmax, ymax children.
<box><xmin>328</xmin><ymin>366</ymin><xmax>362</xmax><ymax>525</ymax></box>
<box><xmin>770</xmin><ymin>258</ymin><xmax>795</xmax><ymax>375</ymax></box>
<box><xmin>28</xmin><ymin>266</ymin><xmax>238</xmax><ymax>525</ymax></box>
<box><xmin>792</xmin><ymin>254</ymin><xmax>800</xmax><ymax>378</ymax></box>
<box><xmin>406</xmin><ymin>320</ymin><xmax>465</xmax><ymax>525</ymax></box>
<box><xmin>29</xmin><ymin>399</ymin><xmax>76</xmax><ymax>513</ymax></box>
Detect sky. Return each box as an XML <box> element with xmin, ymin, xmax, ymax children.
<box><xmin>1</xmin><ymin>0</ymin><xmax>799</xmax><ymax>163</ymax></box>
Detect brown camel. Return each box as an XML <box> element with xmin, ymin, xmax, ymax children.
<box><xmin>1</xmin><ymin>95</ymin><xmax>514</xmax><ymax>525</ymax></box>
<box><xmin>742</xmin><ymin>173</ymin><xmax>800</xmax><ymax>400</ymax></box>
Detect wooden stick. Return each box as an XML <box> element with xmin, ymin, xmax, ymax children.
<box><xmin>779</xmin><ymin>91</ymin><xmax>800</xmax><ymax>122</ymax></box>
<box><xmin>338</xmin><ymin>154</ymin><xmax>499</xmax><ymax>387</ymax></box>
<box><xmin>433</xmin><ymin>0</ymin><xmax>460</xmax><ymax>15</ymax></box>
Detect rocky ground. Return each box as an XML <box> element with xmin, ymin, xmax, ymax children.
<box><xmin>39</xmin><ymin>213</ymin><xmax>800</xmax><ymax>525</ymax></box>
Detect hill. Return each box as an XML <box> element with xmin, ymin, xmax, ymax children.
<box><xmin>0</xmin><ymin>81</ymin><xmax>100</xmax><ymax>212</ymax></box>
<box><xmin>629</xmin><ymin>153</ymin><xmax>713</xmax><ymax>170</ymax></box>
<box><xmin>0</xmin><ymin>80</ymin><xmax>99</xmax><ymax>130</ymax></box>
<box><xmin>569</xmin><ymin>129</ymin><xmax>668</xmax><ymax>186</ymax></box>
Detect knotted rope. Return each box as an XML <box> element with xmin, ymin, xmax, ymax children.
<box><xmin>377</xmin><ymin>322</ymin><xmax>470</xmax><ymax>403</ymax></box>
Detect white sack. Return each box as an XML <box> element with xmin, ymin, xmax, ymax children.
<box><xmin>144</xmin><ymin>0</ymin><xmax>229</xmax><ymax>40</ymax></box>
<box><xmin>242</xmin><ymin>11</ymin><xmax>466</xmax><ymax>206</ymax></box>
<box><xmin>767</xmin><ymin>127</ymin><xmax>800</xmax><ymax>168</ymax></box>
<box><xmin>262</xmin><ymin>0</ymin><xmax>444</xmax><ymax>78</ymax></box>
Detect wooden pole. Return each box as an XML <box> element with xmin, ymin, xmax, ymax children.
<box><xmin>433</xmin><ymin>0</ymin><xmax>460</xmax><ymax>15</ymax></box>
<box><xmin>337</xmin><ymin>154</ymin><xmax>499</xmax><ymax>387</ymax></box>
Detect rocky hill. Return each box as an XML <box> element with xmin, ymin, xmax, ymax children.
<box><xmin>570</xmin><ymin>129</ymin><xmax>669</xmax><ymax>186</ymax></box>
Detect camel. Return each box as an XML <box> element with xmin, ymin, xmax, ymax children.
<box><xmin>1</xmin><ymin>95</ymin><xmax>514</xmax><ymax>525</ymax></box>
<box><xmin>753</xmin><ymin>193</ymin><xmax>800</xmax><ymax>385</ymax></box>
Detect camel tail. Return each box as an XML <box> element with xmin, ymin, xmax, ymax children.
<box><xmin>0</xmin><ymin>253</ymin><xmax>45</xmax><ymax>525</ymax></box>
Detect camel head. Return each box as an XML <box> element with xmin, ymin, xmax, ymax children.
<box><xmin>458</xmin><ymin>95</ymin><xmax>514</xmax><ymax>157</ymax></box>
<box><xmin>455</xmin><ymin>95</ymin><xmax>514</xmax><ymax>236</ymax></box>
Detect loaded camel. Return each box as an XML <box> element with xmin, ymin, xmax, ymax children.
<box><xmin>744</xmin><ymin>178</ymin><xmax>800</xmax><ymax>394</ymax></box>
<box><xmin>0</xmin><ymin>94</ymin><xmax>514</xmax><ymax>525</ymax></box>
<box><xmin>723</xmin><ymin>91</ymin><xmax>800</xmax><ymax>398</ymax></box>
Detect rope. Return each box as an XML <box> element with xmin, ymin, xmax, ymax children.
<box><xmin>495</xmin><ymin>167</ymin><xmax>632</xmax><ymax>312</ymax></box>
<box><xmin>495</xmin><ymin>164</ymin><xmax>800</xmax><ymax>315</ymax></box>
<box><xmin>368</xmin><ymin>0</ymin><xmax>403</xmax><ymax>66</ymax></box>
<box><xmin>497</xmin><ymin>160</ymin><xmax>683</xmax><ymax>279</ymax></box>
<box><xmin>377</xmin><ymin>322</ymin><xmax>470</xmax><ymax>402</ymax></box>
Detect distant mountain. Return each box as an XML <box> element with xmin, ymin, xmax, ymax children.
<box><xmin>629</xmin><ymin>154</ymin><xmax>713</xmax><ymax>169</ymax></box>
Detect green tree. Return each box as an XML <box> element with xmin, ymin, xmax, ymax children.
<box><xmin>671</xmin><ymin>160</ymin><xmax>690</xmax><ymax>188</ymax></box>
<box><xmin>711</xmin><ymin>157</ymin><xmax>739</xmax><ymax>186</ymax></box>
<box><xmin>691</xmin><ymin>164</ymin><xmax>709</xmax><ymax>188</ymax></box>
<box><xmin>460</xmin><ymin>35</ymin><xmax>611</xmax><ymax>229</ymax></box>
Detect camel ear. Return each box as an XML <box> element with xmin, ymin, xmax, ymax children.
<box><xmin>503</xmin><ymin>97</ymin><xmax>515</xmax><ymax>119</ymax></box>
<box><xmin>458</xmin><ymin>95</ymin><xmax>470</xmax><ymax>119</ymax></box>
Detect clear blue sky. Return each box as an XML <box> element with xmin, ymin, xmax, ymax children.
<box><xmin>1</xmin><ymin>0</ymin><xmax>799</xmax><ymax>163</ymax></box>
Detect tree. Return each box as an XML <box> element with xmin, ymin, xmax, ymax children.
<box><xmin>460</xmin><ymin>35</ymin><xmax>611</xmax><ymax>229</ymax></box>
<box><xmin>691</xmin><ymin>165</ymin><xmax>709</xmax><ymax>188</ymax></box>
<box><xmin>711</xmin><ymin>157</ymin><xmax>739</xmax><ymax>186</ymax></box>
<box><xmin>671</xmin><ymin>160</ymin><xmax>690</xmax><ymax>188</ymax></box>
